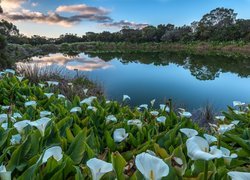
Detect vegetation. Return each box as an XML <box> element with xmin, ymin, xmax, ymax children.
<box><xmin>0</xmin><ymin>70</ymin><xmax>249</xmax><ymax>179</ymax></box>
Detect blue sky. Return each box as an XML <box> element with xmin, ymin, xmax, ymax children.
<box><xmin>1</xmin><ymin>0</ymin><xmax>250</xmax><ymax>37</ymax></box>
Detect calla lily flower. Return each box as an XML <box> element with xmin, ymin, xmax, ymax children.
<box><xmin>113</xmin><ymin>128</ymin><xmax>128</xmax><ymax>143</ymax></box>
<box><xmin>179</xmin><ymin>111</ymin><xmax>192</xmax><ymax>118</ymax></box>
<box><xmin>87</xmin><ymin>106</ymin><xmax>97</xmax><ymax>112</ymax></box>
<box><xmin>29</xmin><ymin>117</ymin><xmax>51</xmax><ymax>136</ymax></box>
<box><xmin>217</xmin><ymin>146</ymin><xmax>237</xmax><ymax>165</ymax></box>
<box><xmin>123</xmin><ymin>95</ymin><xmax>130</xmax><ymax>101</ymax></box>
<box><xmin>156</xmin><ymin>116</ymin><xmax>166</xmax><ymax>124</ymax></box>
<box><xmin>203</xmin><ymin>134</ymin><xmax>217</xmax><ymax>144</ymax></box>
<box><xmin>218</xmin><ymin>124</ymin><xmax>235</xmax><ymax>135</ymax></box>
<box><xmin>135</xmin><ymin>152</ymin><xmax>169</xmax><ymax>180</ymax></box>
<box><xmin>186</xmin><ymin>136</ymin><xmax>222</xmax><ymax>161</ymax></box>
<box><xmin>227</xmin><ymin>171</ymin><xmax>250</xmax><ymax>180</ymax></box>
<box><xmin>150</xmin><ymin>111</ymin><xmax>159</xmax><ymax>116</ymax></box>
<box><xmin>24</xmin><ymin>101</ymin><xmax>37</xmax><ymax>108</ymax></box>
<box><xmin>86</xmin><ymin>158</ymin><xmax>113</xmax><ymax>180</ymax></box>
<box><xmin>160</xmin><ymin>104</ymin><xmax>170</xmax><ymax>112</ymax></box>
<box><xmin>44</xmin><ymin>93</ymin><xmax>54</xmax><ymax>98</ymax></box>
<box><xmin>106</xmin><ymin>100</ymin><xmax>111</xmax><ymax>104</ymax></box>
<box><xmin>14</xmin><ymin>120</ymin><xmax>31</xmax><ymax>134</ymax></box>
<box><xmin>1</xmin><ymin>106</ymin><xmax>10</xmax><ymax>110</ymax></box>
<box><xmin>83</xmin><ymin>88</ymin><xmax>88</xmax><ymax>95</ymax></box>
<box><xmin>41</xmin><ymin>146</ymin><xmax>63</xmax><ymax>164</ymax></box>
<box><xmin>16</xmin><ymin>76</ymin><xmax>24</xmax><ymax>82</ymax></box>
<box><xmin>58</xmin><ymin>94</ymin><xmax>66</xmax><ymax>99</ymax></box>
<box><xmin>106</xmin><ymin>115</ymin><xmax>117</xmax><ymax>123</ymax></box>
<box><xmin>70</xmin><ymin>107</ymin><xmax>82</xmax><ymax>113</ymax></box>
<box><xmin>127</xmin><ymin>119</ymin><xmax>142</xmax><ymax>128</ymax></box>
<box><xmin>150</xmin><ymin>99</ymin><xmax>155</xmax><ymax>107</ymax></box>
<box><xmin>233</xmin><ymin>101</ymin><xmax>245</xmax><ymax>107</ymax></box>
<box><xmin>1</xmin><ymin>123</ymin><xmax>8</xmax><ymax>130</ymax></box>
<box><xmin>180</xmin><ymin>128</ymin><xmax>198</xmax><ymax>138</ymax></box>
<box><xmin>40</xmin><ymin>111</ymin><xmax>52</xmax><ymax>117</ymax></box>
<box><xmin>13</xmin><ymin>113</ymin><xmax>22</xmax><ymax>119</ymax></box>
<box><xmin>46</xmin><ymin>81</ymin><xmax>59</xmax><ymax>86</ymax></box>
<box><xmin>231</xmin><ymin>120</ymin><xmax>240</xmax><ymax>125</ymax></box>
<box><xmin>5</xmin><ymin>69</ymin><xmax>15</xmax><ymax>74</ymax></box>
<box><xmin>10</xmin><ymin>134</ymin><xmax>22</xmax><ymax>145</ymax></box>
<box><xmin>139</xmin><ymin>104</ymin><xmax>148</xmax><ymax>110</ymax></box>
<box><xmin>80</xmin><ymin>96</ymin><xmax>97</xmax><ymax>106</ymax></box>
<box><xmin>0</xmin><ymin>114</ymin><xmax>8</xmax><ymax>124</ymax></box>
<box><xmin>38</xmin><ymin>83</ymin><xmax>45</xmax><ymax>88</ymax></box>
<box><xmin>0</xmin><ymin>164</ymin><xmax>11</xmax><ymax>180</ymax></box>
<box><xmin>67</xmin><ymin>83</ymin><xmax>73</xmax><ymax>87</ymax></box>
<box><xmin>233</xmin><ymin>110</ymin><xmax>245</xmax><ymax>115</ymax></box>
<box><xmin>215</xmin><ymin>116</ymin><xmax>225</xmax><ymax>121</ymax></box>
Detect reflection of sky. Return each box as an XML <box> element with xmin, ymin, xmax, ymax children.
<box><xmin>20</xmin><ymin>53</ymin><xmax>113</xmax><ymax>71</ymax></box>
<box><xmin>18</xmin><ymin>53</ymin><xmax>250</xmax><ymax>111</ymax></box>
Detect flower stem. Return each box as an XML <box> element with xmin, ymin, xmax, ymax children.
<box><xmin>217</xmin><ymin>135</ymin><xmax>221</xmax><ymax>149</ymax></box>
<box><xmin>203</xmin><ymin>160</ymin><xmax>208</xmax><ymax>180</ymax></box>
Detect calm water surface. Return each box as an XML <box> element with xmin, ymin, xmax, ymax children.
<box><xmin>19</xmin><ymin>52</ymin><xmax>250</xmax><ymax>111</ymax></box>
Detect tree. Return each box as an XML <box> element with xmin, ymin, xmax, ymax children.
<box><xmin>0</xmin><ymin>19</ymin><xmax>19</xmax><ymax>37</ymax></box>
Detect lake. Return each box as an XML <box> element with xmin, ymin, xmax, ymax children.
<box><xmin>18</xmin><ymin>52</ymin><xmax>250</xmax><ymax>111</ymax></box>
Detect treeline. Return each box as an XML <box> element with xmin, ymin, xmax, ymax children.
<box><xmin>1</xmin><ymin>7</ymin><xmax>250</xmax><ymax>46</ymax></box>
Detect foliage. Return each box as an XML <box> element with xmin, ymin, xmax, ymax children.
<box><xmin>0</xmin><ymin>72</ymin><xmax>249</xmax><ymax>179</ymax></box>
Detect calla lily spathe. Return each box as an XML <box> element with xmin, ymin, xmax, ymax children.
<box><xmin>80</xmin><ymin>96</ymin><xmax>97</xmax><ymax>106</ymax></box>
<box><xmin>156</xmin><ymin>116</ymin><xmax>166</xmax><ymax>124</ymax></box>
<box><xmin>87</xmin><ymin>106</ymin><xmax>97</xmax><ymax>112</ymax></box>
<box><xmin>123</xmin><ymin>95</ymin><xmax>130</xmax><ymax>101</ymax></box>
<box><xmin>41</xmin><ymin>146</ymin><xmax>63</xmax><ymax>164</ymax></box>
<box><xmin>46</xmin><ymin>81</ymin><xmax>59</xmax><ymax>86</ymax></box>
<box><xmin>180</xmin><ymin>128</ymin><xmax>198</xmax><ymax>138</ymax></box>
<box><xmin>150</xmin><ymin>111</ymin><xmax>159</xmax><ymax>116</ymax></box>
<box><xmin>16</xmin><ymin>76</ymin><xmax>24</xmax><ymax>82</ymax></box>
<box><xmin>233</xmin><ymin>101</ymin><xmax>245</xmax><ymax>107</ymax></box>
<box><xmin>58</xmin><ymin>94</ymin><xmax>66</xmax><ymax>99</ymax></box>
<box><xmin>106</xmin><ymin>115</ymin><xmax>117</xmax><ymax>123</ymax></box>
<box><xmin>13</xmin><ymin>113</ymin><xmax>22</xmax><ymax>119</ymax></box>
<box><xmin>44</xmin><ymin>93</ymin><xmax>54</xmax><ymax>98</ymax></box>
<box><xmin>38</xmin><ymin>83</ymin><xmax>45</xmax><ymax>88</ymax></box>
<box><xmin>179</xmin><ymin>111</ymin><xmax>192</xmax><ymax>118</ymax></box>
<box><xmin>24</xmin><ymin>101</ymin><xmax>37</xmax><ymax>108</ymax></box>
<box><xmin>83</xmin><ymin>88</ymin><xmax>88</xmax><ymax>95</ymax></box>
<box><xmin>1</xmin><ymin>106</ymin><xmax>10</xmax><ymax>110</ymax></box>
<box><xmin>10</xmin><ymin>134</ymin><xmax>22</xmax><ymax>145</ymax></box>
<box><xmin>40</xmin><ymin>111</ymin><xmax>52</xmax><ymax>117</ymax></box>
<box><xmin>150</xmin><ymin>99</ymin><xmax>155</xmax><ymax>107</ymax></box>
<box><xmin>0</xmin><ymin>164</ymin><xmax>11</xmax><ymax>180</ymax></box>
<box><xmin>1</xmin><ymin>123</ymin><xmax>8</xmax><ymax>130</ymax></box>
<box><xmin>14</xmin><ymin>120</ymin><xmax>31</xmax><ymax>134</ymax></box>
<box><xmin>113</xmin><ymin>128</ymin><xmax>128</xmax><ymax>143</ymax></box>
<box><xmin>29</xmin><ymin>117</ymin><xmax>51</xmax><ymax>136</ymax></box>
<box><xmin>186</xmin><ymin>136</ymin><xmax>222</xmax><ymax>161</ymax></box>
<box><xmin>215</xmin><ymin>116</ymin><xmax>225</xmax><ymax>121</ymax></box>
<box><xmin>139</xmin><ymin>104</ymin><xmax>148</xmax><ymax>110</ymax></box>
<box><xmin>159</xmin><ymin>104</ymin><xmax>170</xmax><ymax>112</ymax></box>
<box><xmin>227</xmin><ymin>171</ymin><xmax>250</xmax><ymax>180</ymax></box>
<box><xmin>86</xmin><ymin>158</ymin><xmax>113</xmax><ymax>180</ymax></box>
<box><xmin>203</xmin><ymin>134</ymin><xmax>217</xmax><ymax>144</ymax></box>
<box><xmin>5</xmin><ymin>69</ymin><xmax>15</xmax><ymax>74</ymax></box>
<box><xmin>127</xmin><ymin>119</ymin><xmax>142</xmax><ymax>128</ymax></box>
<box><xmin>135</xmin><ymin>152</ymin><xmax>169</xmax><ymax>180</ymax></box>
<box><xmin>70</xmin><ymin>107</ymin><xmax>82</xmax><ymax>113</ymax></box>
<box><xmin>0</xmin><ymin>114</ymin><xmax>8</xmax><ymax>124</ymax></box>
<box><xmin>219</xmin><ymin>146</ymin><xmax>237</xmax><ymax>165</ymax></box>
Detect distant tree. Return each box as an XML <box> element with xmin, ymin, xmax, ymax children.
<box><xmin>0</xmin><ymin>19</ymin><xmax>19</xmax><ymax>37</ymax></box>
<box><xmin>141</xmin><ymin>26</ymin><xmax>158</xmax><ymax>42</ymax></box>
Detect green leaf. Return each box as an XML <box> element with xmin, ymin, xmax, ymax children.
<box><xmin>111</xmin><ymin>151</ymin><xmax>127</xmax><ymax>180</ymax></box>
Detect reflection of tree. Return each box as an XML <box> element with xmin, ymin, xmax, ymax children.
<box><xmin>86</xmin><ymin>52</ymin><xmax>250</xmax><ymax>81</ymax></box>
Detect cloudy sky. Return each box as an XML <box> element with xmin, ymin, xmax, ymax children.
<box><xmin>0</xmin><ymin>0</ymin><xmax>250</xmax><ymax>37</ymax></box>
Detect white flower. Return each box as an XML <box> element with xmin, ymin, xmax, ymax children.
<box><xmin>10</xmin><ymin>134</ymin><xmax>22</xmax><ymax>145</ymax></box>
<box><xmin>218</xmin><ymin>124</ymin><xmax>235</xmax><ymax>135</ymax></box>
<box><xmin>44</xmin><ymin>93</ymin><xmax>54</xmax><ymax>98</ymax></box>
<box><xmin>1</xmin><ymin>123</ymin><xmax>8</xmax><ymax>130</ymax></box>
<box><xmin>215</xmin><ymin>116</ymin><xmax>225</xmax><ymax>121</ymax></box>
<box><xmin>106</xmin><ymin>100</ymin><xmax>111</xmax><ymax>104</ymax></box>
<box><xmin>46</xmin><ymin>81</ymin><xmax>59</xmax><ymax>86</ymax></box>
<box><xmin>203</xmin><ymin>134</ymin><xmax>217</xmax><ymax>144</ymax></box>
<box><xmin>38</xmin><ymin>83</ymin><xmax>45</xmax><ymax>88</ymax></box>
<box><xmin>139</xmin><ymin>104</ymin><xmax>148</xmax><ymax>110</ymax></box>
<box><xmin>70</xmin><ymin>107</ymin><xmax>82</xmax><ymax>113</ymax></box>
<box><xmin>29</xmin><ymin>117</ymin><xmax>51</xmax><ymax>136</ymax></box>
<box><xmin>123</xmin><ymin>95</ymin><xmax>130</xmax><ymax>101</ymax></box>
<box><xmin>0</xmin><ymin>114</ymin><xmax>8</xmax><ymax>124</ymax></box>
<box><xmin>179</xmin><ymin>111</ymin><xmax>192</xmax><ymax>118</ymax></box>
<box><xmin>87</xmin><ymin>106</ymin><xmax>97</xmax><ymax>112</ymax></box>
<box><xmin>156</xmin><ymin>116</ymin><xmax>166</xmax><ymax>124</ymax></box>
<box><xmin>233</xmin><ymin>110</ymin><xmax>245</xmax><ymax>115</ymax></box>
<box><xmin>86</xmin><ymin>158</ymin><xmax>113</xmax><ymax>180</ymax></box>
<box><xmin>218</xmin><ymin>146</ymin><xmax>237</xmax><ymax>165</ymax></box>
<box><xmin>80</xmin><ymin>96</ymin><xmax>97</xmax><ymax>106</ymax></box>
<box><xmin>150</xmin><ymin>99</ymin><xmax>155</xmax><ymax>107</ymax></box>
<box><xmin>14</xmin><ymin>120</ymin><xmax>31</xmax><ymax>134</ymax></box>
<box><xmin>40</xmin><ymin>111</ymin><xmax>52</xmax><ymax>118</ymax></box>
<box><xmin>83</xmin><ymin>88</ymin><xmax>88</xmax><ymax>95</ymax></box>
<box><xmin>231</xmin><ymin>120</ymin><xmax>240</xmax><ymax>125</ymax></box>
<box><xmin>41</xmin><ymin>146</ymin><xmax>63</xmax><ymax>164</ymax></box>
<box><xmin>227</xmin><ymin>171</ymin><xmax>250</xmax><ymax>180</ymax></box>
<box><xmin>106</xmin><ymin>115</ymin><xmax>117</xmax><ymax>123</ymax></box>
<box><xmin>186</xmin><ymin>136</ymin><xmax>222</xmax><ymax>161</ymax></box>
<box><xmin>24</xmin><ymin>101</ymin><xmax>37</xmax><ymax>108</ymax></box>
<box><xmin>113</xmin><ymin>128</ymin><xmax>128</xmax><ymax>143</ymax></box>
<box><xmin>0</xmin><ymin>164</ymin><xmax>11</xmax><ymax>180</ymax></box>
<box><xmin>1</xmin><ymin>106</ymin><xmax>10</xmax><ymax>110</ymax></box>
<box><xmin>5</xmin><ymin>69</ymin><xmax>15</xmax><ymax>74</ymax></box>
<box><xmin>233</xmin><ymin>101</ymin><xmax>245</xmax><ymax>107</ymax></box>
<box><xmin>68</xmin><ymin>83</ymin><xmax>73</xmax><ymax>87</ymax></box>
<box><xmin>127</xmin><ymin>119</ymin><xmax>142</xmax><ymax>129</ymax></box>
<box><xmin>16</xmin><ymin>76</ymin><xmax>24</xmax><ymax>82</ymax></box>
<box><xmin>58</xmin><ymin>94</ymin><xmax>66</xmax><ymax>99</ymax></box>
<box><xmin>13</xmin><ymin>113</ymin><xmax>22</xmax><ymax>119</ymax></box>
<box><xmin>150</xmin><ymin>111</ymin><xmax>159</xmax><ymax>116</ymax></box>
<box><xmin>180</xmin><ymin>128</ymin><xmax>198</xmax><ymax>138</ymax></box>
<box><xmin>159</xmin><ymin>104</ymin><xmax>170</xmax><ymax>112</ymax></box>
<box><xmin>135</xmin><ymin>152</ymin><xmax>169</xmax><ymax>180</ymax></box>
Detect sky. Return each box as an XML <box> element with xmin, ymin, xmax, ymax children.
<box><xmin>0</xmin><ymin>0</ymin><xmax>250</xmax><ymax>37</ymax></box>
